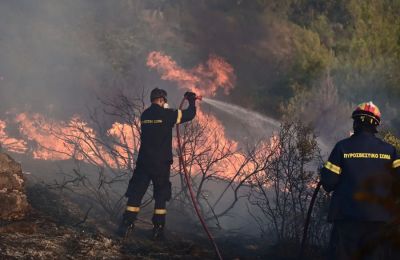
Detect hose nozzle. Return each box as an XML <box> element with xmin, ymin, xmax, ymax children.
<box><xmin>184</xmin><ymin>92</ymin><xmax>202</xmax><ymax>102</ymax></box>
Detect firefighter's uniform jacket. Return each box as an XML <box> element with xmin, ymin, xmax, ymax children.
<box><xmin>322</xmin><ymin>131</ymin><xmax>400</xmax><ymax>259</ymax></box>
<box><xmin>321</xmin><ymin>131</ymin><xmax>400</xmax><ymax>222</ymax></box>
<box><xmin>124</xmin><ymin>101</ymin><xmax>196</xmax><ymax>225</ymax></box>
<box><xmin>137</xmin><ymin>103</ymin><xmax>195</xmax><ymax>165</ymax></box>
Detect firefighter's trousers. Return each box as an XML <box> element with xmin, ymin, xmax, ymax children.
<box><xmin>328</xmin><ymin>220</ymin><xmax>393</xmax><ymax>260</ymax></box>
<box><xmin>123</xmin><ymin>163</ymin><xmax>172</xmax><ymax>226</ymax></box>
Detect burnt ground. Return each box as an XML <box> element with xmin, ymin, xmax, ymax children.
<box><xmin>0</xmin><ymin>184</ymin><xmax>270</xmax><ymax>259</ymax></box>
<box><xmin>0</xmin><ymin>214</ymin><xmax>214</xmax><ymax>259</ymax></box>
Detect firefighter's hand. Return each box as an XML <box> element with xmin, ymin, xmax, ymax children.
<box><xmin>184</xmin><ymin>91</ymin><xmax>197</xmax><ymax>102</ymax></box>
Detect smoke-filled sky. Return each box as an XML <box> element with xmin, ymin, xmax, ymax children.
<box><xmin>0</xmin><ymin>1</ymin><xmax>222</xmax><ymax>120</ymax></box>
<box><xmin>0</xmin><ymin>1</ymin><xmax>155</xmax><ymax>118</ymax></box>
<box><xmin>1</xmin><ymin>2</ymin><xmax>93</xmax><ymax>115</ymax></box>
<box><xmin>0</xmin><ymin>1</ymin><xmax>241</xmax><ymax>122</ymax></box>
<box><xmin>1</xmin><ymin>1</ymin><xmax>397</xmax><ymax>137</ymax></box>
<box><xmin>0</xmin><ymin>1</ymin><xmax>277</xmax><ymax>116</ymax></box>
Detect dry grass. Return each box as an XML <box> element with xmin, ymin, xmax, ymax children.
<box><xmin>0</xmin><ymin>184</ymin><xmax>214</xmax><ymax>259</ymax></box>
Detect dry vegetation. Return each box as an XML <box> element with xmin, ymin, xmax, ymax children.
<box><xmin>0</xmin><ymin>183</ymin><xmax>215</xmax><ymax>259</ymax></box>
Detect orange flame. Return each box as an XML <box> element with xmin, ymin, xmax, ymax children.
<box><xmin>172</xmin><ymin>109</ymin><xmax>239</xmax><ymax>177</ymax></box>
<box><xmin>148</xmin><ymin>52</ymin><xmax>278</xmax><ymax>179</ymax></box>
<box><xmin>0</xmin><ymin>120</ymin><xmax>28</xmax><ymax>153</ymax></box>
<box><xmin>147</xmin><ymin>52</ymin><xmax>242</xmax><ymax>177</ymax></box>
<box><xmin>0</xmin><ymin>51</ymin><xmax>278</xmax><ymax>181</ymax></box>
<box><xmin>147</xmin><ymin>51</ymin><xmax>236</xmax><ymax>97</ymax></box>
<box><xmin>107</xmin><ymin>121</ymin><xmax>141</xmax><ymax>168</ymax></box>
<box><xmin>9</xmin><ymin>113</ymin><xmax>140</xmax><ymax>169</ymax></box>
<box><xmin>16</xmin><ymin>113</ymin><xmax>72</xmax><ymax>160</ymax></box>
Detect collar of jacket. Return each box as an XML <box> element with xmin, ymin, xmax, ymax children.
<box><xmin>353</xmin><ymin>130</ymin><xmax>376</xmax><ymax>137</ymax></box>
<box><xmin>150</xmin><ymin>103</ymin><xmax>163</xmax><ymax>109</ymax></box>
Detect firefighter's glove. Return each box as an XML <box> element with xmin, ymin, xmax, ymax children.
<box><xmin>184</xmin><ymin>91</ymin><xmax>197</xmax><ymax>103</ymax></box>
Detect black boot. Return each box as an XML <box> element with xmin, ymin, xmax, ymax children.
<box><xmin>152</xmin><ymin>224</ymin><xmax>165</xmax><ymax>241</ymax></box>
<box><xmin>117</xmin><ymin>210</ymin><xmax>138</xmax><ymax>238</ymax></box>
<box><xmin>116</xmin><ymin>220</ymin><xmax>134</xmax><ymax>238</ymax></box>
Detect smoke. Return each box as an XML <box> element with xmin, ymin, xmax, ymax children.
<box><xmin>0</xmin><ymin>1</ymin><xmax>289</xmax><ymax>119</ymax></box>
<box><xmin>0</xmin><ymin>2</ymin><xmax>100</xmax><ymax>116</ymax></box>
<box><xmin>147</xmin><ymin>51</ymin><xmax>236</xmax><ymax>97</ymax></box>
<box><xmin>0</xmin><ymin>1</ymin><xmax>165</xmax><ymax>119</ymax></box>
<box><xmin>0</xmin><ymin>1</ymin><xmax>336</xmax><ymax>240</ymax></box>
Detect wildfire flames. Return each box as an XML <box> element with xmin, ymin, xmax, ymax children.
<box><xmin>0</xmin><ymin>120</ymin><xmax>27</xmax><ymax>154</ymax></box>
<box><xmin>0</xmin><ymin>51</ymin><xmax>276</xmax><ymax>178</ymax></box>
<box><xmin>147</xmin><ymin>51</ymin><xmax>236</xmax><ymax>97</ymax></box>
<box><xmin>1</xmin><ymin>113</ymin><xmax>139</xmax><ymax>169</ymax></box>
<box><xmin>147</xmin><ymin>51</ymin><xmax>277</xmax><ymax>178</ymax></box>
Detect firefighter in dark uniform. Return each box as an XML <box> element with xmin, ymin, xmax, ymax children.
<box><xmin>117</xmin><ymin>88</ymin><xmax>197</xmax><ymax>239</ymax></box>
<box><xmin>321</xmin><ymin>101</ymin><xmax>400</xmax><ymax>259</ymax></box>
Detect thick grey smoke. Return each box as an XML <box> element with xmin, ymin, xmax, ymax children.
<box><xmin>0</xmin><ymin>1</ymin><xmax>287</xmax><ymax>120</ymax></box>
<box><xmin>0</xmin><ymin>1</ymin><xmax>165</xmax><ymax>118</ymax></box>
<box><xmin>0</xmin><ymin>1</ymin><xmax>101</xmax><ymax>116</ymax></box>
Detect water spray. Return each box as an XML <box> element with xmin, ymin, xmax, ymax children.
<box><xmin>202</xmin><ymin>98</ymin><xmax>280</xmax><ymax>128</ymax></box>
<box><xmin>176</xmin><ymin>95</ymin><xmax>223</xmax><ymax>260</ymax></box>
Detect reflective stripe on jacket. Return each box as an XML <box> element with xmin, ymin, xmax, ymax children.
<box><xmin>321</xmin><ymin>131</ymin><xmax>399</xmax><ymax>222</ymax></box>
<box><xmin>137</xmin><ymin>102</ymin><xmax>195</xmax><ymax>165</ymax></box>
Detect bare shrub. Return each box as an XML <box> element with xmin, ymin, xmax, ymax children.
<box><xmin>247</xmin><ymin>121</ymin><xmax>330</xmax><ymax>247</ymax></box>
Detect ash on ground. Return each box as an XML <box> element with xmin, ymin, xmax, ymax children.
<box><xmin>0</xmin><ymin>181</ymin><xmax>265</xmax><ymax>259</ymax></box>
<box><xmin>0</xmin><ymin>183</ymin><xmax>216</xmax><ymax>259</ymax></box>
<box><xmin>0</xmin><ymin>152</ymin><xmax>267</xmax><ymax>259</ymax></box>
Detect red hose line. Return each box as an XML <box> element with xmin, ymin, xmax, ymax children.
<box><xmin>176</xmin><ymin>97</ymin><xmax>223</xmax><ymax>260</ymax></box>
<box><xmin>299</xmin><ymin>181</ymin><xmax>322</xmax><ymax>259</ymax></box>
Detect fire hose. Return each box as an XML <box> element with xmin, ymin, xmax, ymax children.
<box><xmin>176</xmin><ymin>95</ymin><xmax>224</xmax><ymax>260</ymax></box>
<box><xmin>299</xmin><ymin>181</ymin><xmax>322</xmax><ymax>259</ymax></box>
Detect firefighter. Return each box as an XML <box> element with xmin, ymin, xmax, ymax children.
<box><xmin>117</xmin><ymin>88</ymin><xmax>197</xmax><ymax>240</ymax></box>
<box><xmin>320</xmin><ymin>101</ymin><xmax>400</xmax><ymax>259</ymax></box>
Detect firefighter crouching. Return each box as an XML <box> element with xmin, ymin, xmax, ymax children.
<box><xmin>117</xmin><ymin>88</ymin><xmax>197</xmax><ymax>240</ymax></box>
<box><xmin>320</xmin><ymin>101</ymin><xmax>400</xmax><ymax>259</ymax></box>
